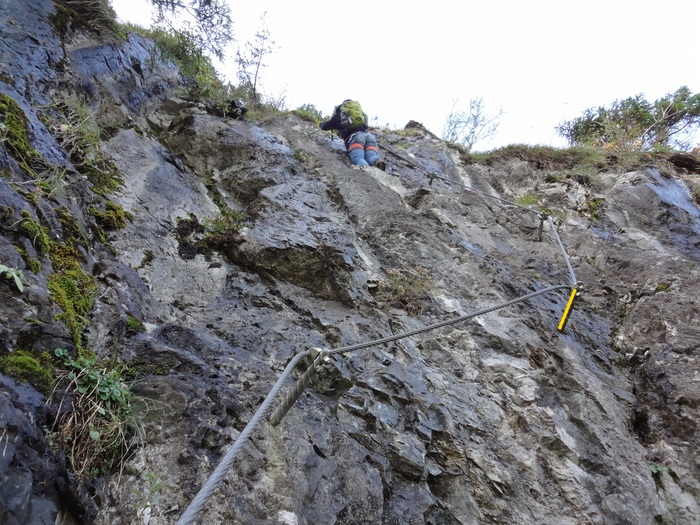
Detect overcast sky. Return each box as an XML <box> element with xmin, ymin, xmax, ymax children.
<box><xmin>111</xmin><ymin>0</ymin><xmax>700</xmax><ymax>151</ymax></box>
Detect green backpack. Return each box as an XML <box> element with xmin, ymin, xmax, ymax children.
<box><xmin>339</xmin><ymin>100</ymin><xmax>367</xmax><ymax>131</ymax></box>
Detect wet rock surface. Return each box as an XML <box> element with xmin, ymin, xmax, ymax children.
<box><xmin>1</xmin><ymin>2</ymin><xmax>700</xmax><ymax>524</ymax></box>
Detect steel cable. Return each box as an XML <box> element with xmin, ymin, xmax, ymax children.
<box><xmin>176</xmin><ymin>351</ymin><xmax>310</xmax><ymax>525</ymax></box>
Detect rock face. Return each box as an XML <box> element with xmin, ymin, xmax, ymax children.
<box><xmin>1</xmin><ymin>2</ymin><xmax>700</xmax><ymax>524</ymax></box>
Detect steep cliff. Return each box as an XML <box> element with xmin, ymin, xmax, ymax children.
<box><xmin>1</xmin><ymin>2</ymin><xmax>699</xmax><ymax>524</ymax></box>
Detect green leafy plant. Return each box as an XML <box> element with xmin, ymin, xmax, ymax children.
<box><xmin>203</xmin><ymin>209</ymin><xmax>247</xmax><ymax>247</ymax></box>
<box><xmin>0</xmin><ymin>263</ymin><xmax>27</xmax><ymax>292</ymax></box>
<box><xmin>51</xmin><ymin>348</ymin><xmax>145</xmax><ymax>479</ymax></box>
<box><xmin>129</xmin><ymin>471</ymin><xmax>164</xmax><ymax>519</ymax></box>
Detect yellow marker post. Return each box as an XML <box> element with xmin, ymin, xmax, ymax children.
<box><xmin>558</xmin><ymin>288</ymin><xmax>577</xmax><ymax>332</ymax></box>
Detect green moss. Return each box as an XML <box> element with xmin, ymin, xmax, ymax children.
<box><xmin>585</xmin><ymin>197</ymin><xmax>606</xmax><ymax>220</ymax></box>
<box><xmin>15</xmin><ymin>246</ymin><xmax>42</xmax><ymax>273</ymax></box>
<box><xmin>90</xmin><ymin>201</ymin><xmax>133</xmax><ymax>230</ymax></box>
<box><xmin>0</xmin><ymin>350</ymin><xmax>53</xmax><ymax>393</ymax></box>
<box><xmin>48</xmin><ymin>243</ymin><xmax>97</xmax><ymax>354</ymax></box>
<box><xmin>1</xmin><ymin>206</ymin><xmax>12</xmax><ymax>224</ymax></box>
<box><xmin>126</xmin><ymin>315</ymin><xmax>145</xmax><ymax>334</ymax></box>
<box><xmin>83</xmin><ymin>162</ymin><xmax>124</xmax><ymax>196</ymax></box>
<box><xmin>0</xmin><ymin>93</ymin><xmax>40</xmax><ymax>170</ymax></box>
<box><xmin>18</xmin><ymin>211</ymin><xmax>51</xmax><ymax>254</ymax></box>
<box><xmin>57</xmin><ymin>206</ymin><xmax>88</xmax><ymax>247</ymax></box>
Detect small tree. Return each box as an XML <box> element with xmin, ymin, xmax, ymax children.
<box><xmin>442</xmin><ymin>97</ymin><xmax>503</xmax><ymax>153</ymax></box>
<box><xmin>235</xmin><ymin>12</ymin><xmax>276</xmax><ymax>105</ymax></box>
<box><xmin>149</xmin><ymin>0</ymin><xmax>233</xmax><ymax>60</ymax></box>
<box><xmin>557</xmin><ymin>86</ymin><xmax>700</xmax><ymax>151</ymax></box>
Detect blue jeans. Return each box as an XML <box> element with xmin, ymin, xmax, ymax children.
<box><xmin>346</xmin><ymin>132</ymin><xmax>379</xmax><ymax>167</ymax></box>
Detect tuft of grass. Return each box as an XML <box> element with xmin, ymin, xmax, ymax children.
<box><xmin>18</xmin><ymin>211</ymin><xmax>52</xmax><ymax>254</ymax></box>
<box><xmin>51</xmin><ymin>0</ymin><xmax>119</xmax><ymax>37</ymax></box>
<box><xmin>50</xmin><ymin>348</ymin><xmax>145</xmax><ymax>479</ymax></box>
<box><xmin>470</xmin><ymin>143</ymin><xmax>678</xmax><ymax>180</ymax></box>
<box><xmin>40</xmin><ymin>96</ymin><xmax>124</xmax><ymax>196</ymax></box>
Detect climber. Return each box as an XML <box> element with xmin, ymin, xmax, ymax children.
<box><xmin>320</xmin><ymin>100</ymin><xmax>387</xmax><ymax>170</ymax></box>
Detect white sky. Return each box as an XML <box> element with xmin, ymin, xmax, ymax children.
<box><xmin>111</xmin><ymin>0</ymin><xmax>700</xmax><ymax>151</ymax></box>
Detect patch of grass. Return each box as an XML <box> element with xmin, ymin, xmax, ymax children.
<box><xmin>0</xmin><ymin>350</ymin><xmax>53</xmax><ymax>393</ymax></box>
<box><xmin>51</xmin><ymin>0</ymin><xmax>119</xmax><ymax>37</ymax></box>
<box><xmin>40</xmin><ymin>96</ymin><xmax>124</xmax><ymax>196</ymax></box>
<box><xmin>124</xmin><ymin>24</ymin><xmax>223</xmax><ymax>99</ymax></box>
<box><xmin>471</xmin><ymin>143</ymin><xmax>679</xmax><ymax>179</ymax></box>
<box><xmin>516</xmin><ymin>192</ymin><xmax>539</xmax><ymax>207</ymax></box>
<box><xmin>50</xmin><ymin>347</ymin><xmax>145</xmax><ymax>479</ymax></box>
<box><xmin>373</xmin><ymin>268</ymin><xmax>433</xmax><ymax>315</ymax></box>
<box><xmin>57</xmin><ymin>206</ymin><xmax>88</xmax><ymax>248</ymax></box>
<box><xmin>243</xmin><ymin>102</ymin><xmax>286</xmax><ymax>122</ymax></box>
<box><xmin>292</xmin><ymin>104</ymin><xmax>323</xmax><ymax>124</ymax></box>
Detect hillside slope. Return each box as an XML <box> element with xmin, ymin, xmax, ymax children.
<box><xmin>1</xmin><ymin>2</ymin><xmax>699</xmax><ymax>524</ymax></box>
